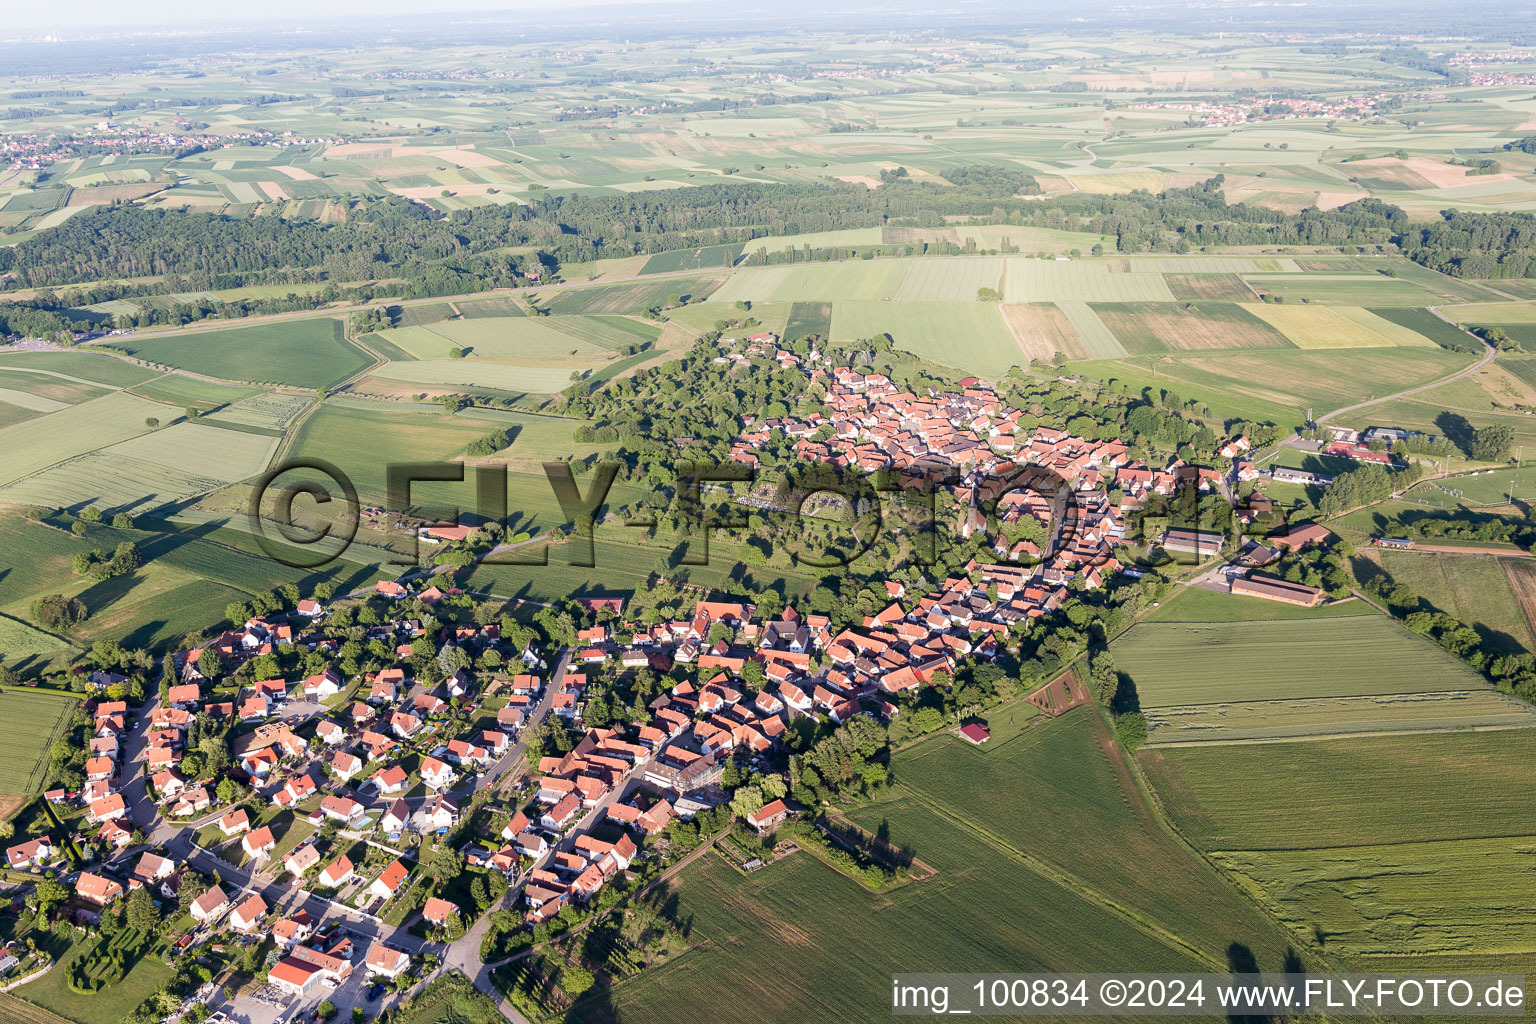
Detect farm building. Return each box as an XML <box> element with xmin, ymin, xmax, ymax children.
<box><xmin>1374</xmin><ymin>536</ymin><xmax>1414</xmax><ymax>549</ymax></box>
<box><xmin>1161</xmin><ymin>528</ymin><xmax>1225</xmax><ymax>557</ymax></box>
<box><xmin>959</xmin><ymin>722</ymin><xmax>991</xmax><ymax>745</ymax></box>
<box><xmin>1230</xmin><ymin>574</ymin><xmax>1325</xmax><ymax>607</ymax></box>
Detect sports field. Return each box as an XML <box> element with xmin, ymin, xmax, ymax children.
<box><xmin>103</xmin><ymin>318</ymin><xmax>372</xmax><ymax>388</ymax></box>
<box><xmin>830</xmin><ymin>302</ymin><xmax>1019</xmax><ymax>377</ymax></box>
<box><xmin>0</xmin><ymin>690</ymin><xmax>75</xmax><ymax>795</ymax></box>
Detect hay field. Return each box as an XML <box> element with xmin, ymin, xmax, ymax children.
<box><xmin>829</xmin><ymin>301</ymin><xmax>1020</xmax><ymax>378</ymax></box>
<box><xmin>368</xmin><ymin>359</ymin><xmax>586</xmax><ymax>394</ymax></box>
<box><xmin>102</xmin><ymin>422</ymin><xmax>278</xmax><ymax>480</ymax></box>
<box><xmin>1241</xmin><ymin>303</ymin><xmax>1438</xmax><ymax>349</ymax></box>
<box><xmin>0</xmin><ymin>690</ymin><xmax>75</xmax><ymax>795</ymax></box>
<box><xmin>1000</xmin><ymin>303</ymin><xmax>1088</xmax><ymax>361</ymax></box>
<box><xmin>1362</xmin><ymin>550</ymin><xmax>1534</xmax><ymax>652</ymax></box>
<box><xmin>0</xmin><ymin>391</ymin><xmax>167</xmax><ymax>486</ymax></box>
<box><xmin>207</xmin><ymin>391</ymin><xmax>313</xmax><ymax>431</ymax></box>
<box><xmin>1093</xmin><ymin>302</ymin><xmax>1292</xmax><ymax>353</ymax></box>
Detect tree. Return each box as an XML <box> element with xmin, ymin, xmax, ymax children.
<box><xmin>560</xmin><ymin>964</ymin><xmax>594</xmax><ymax>998</ymax></box>
<box><xmin>317</xmin><ymin>1001</ymin><xmax>338</xmax><ymax>1021</ymax></box>
<box><xmin>34</xmin><ymin>877</ymin><xmax>69</xmax><ymax>919</ymax></box>
<box><xmin>111</xmin><ymin>512</ymin><xmax>135</xmax><ymax>529</ymax></box>
<box><xmin>1471</xmin><ymin>424</ymin><xmax>1516</xmax><ymax>463</ymax></box>
<box><xmin>184</xmin><ymin>406</ymin><xmax>200</xmax><ymax>420</ymax></box>
<box><xmin>196</xmin><ymin>647</ymin><xmax>223</xmax><ymax>680</ymax></box>
<box><xmin>216</xmin><ymin>777</ymin><xmax>242</xmax><ymax>805</ymax></box>
<box><xmin>32</xmin><ymin>594</ymin><xmax>87</xmax><ymax>629</ymax></box>
<box><xmin>144</xmin><ymin>417</ymin><xmax>159</xmax><ymax>429</ymax></box>
<box><xmin>125</xmin><ymin>886</ymin><xmax>159</xmax><ymax>934</ymax></box>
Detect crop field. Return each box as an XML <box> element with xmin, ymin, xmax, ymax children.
<box><xmin>891</xmin><ymin>257</ymin><xmax>1006</xmax><ymax>301</ymax></box>
<box><xmin>376</xmin><ymin>315</ymin><xmax>652</xmax><ymax>364</ymax></box>
<box><xmin>782</xmin><ymin>301</ymin><xmax>832</xmax><ymax>344</ymax></box>
<box><xmin>453</xmin><ymin>296</ymin><xmax>526</xmax><ymax>319</ymax></box>
<box><xmin>1446</xmin><ymin>303</ymin><xmax>1536</xmax><ymax>325</ymax></box>
<box><xmin>0</xmin><ymin>391</ymin><xmax>167</xmax><ymax>487</ymax></box>
<box><xmin>1165</xmin><ymin>273</ymin><xmax>1255</xmax><ymax>301</ymax></box>
<box><xmin>710</xmin><ymin>262</ymin><xmax>909</xmax><ymax>305</ymax></box>
<box><xmin>103</xmin><ymin>318</ymin><xmax>371</xmax><ymax>388</ymax></box>
<box><xmin>1141</xmin><ymin>729</ymin><xmax>1536</xmax><ymax>851</ymax></box>
<box><xmin>1360</xmin><ymin>550</ymin><xmax>1534</xmax><ymax>652</ymax></box>
<box><xmin>126</xmin><ymin>375</ymin><xmax>262</xmax><ymax>413</ymax></box>
<box><xmin>0</xmin><ymin>614</ymin><xmax>71</xmax><ymax>667</ymax></box>
<box><xmin>638</xmin><ymin>243</ymin><xmax>744</xmax><ymax>274</ymax></box>
<box><xmin>893</xmin><ymin>712</ymin><xmax>1297</xmax><ymax>965</ymax></box>
<box><xmin>1145</xmin><ymin>585</ymin><xmax>1373</xmax><ymax>623</ymax></box>
<box><xmin>1215</xmin><ymin>837</ymin><xmax>1536</xmax><ymax>958</ymax></box>
<box><xmin>369</xmin><ymin>359</ymin><xmax>587</xmax><ymax>394</ymax></box>
<box><xmin>1114</xmin><ymin>615</ymin><xmax>1490</xmax><ymax>707</ymax></box>
<box><xmin>538</xmin><ymin>275</ymin><xmax>726</xmax><ymax>314</ymax></box>
<box><xmin>0</xmin><ymin>690</ymin><xmax>75</xmax><ymax>795</ymax></box>
<box><xmin>0</xmin><ymin>371</ymin><xmax>105</xmax><ymax>407</ymax></box>
<box><xmin>1093</xmin><ymin>301</ymin><xmax>1292</xmax><ymax>353</ymax></box>
<box><xmin>1054</xmin><ymin>301</ymin><xmax>1126</xmax><ymax>358</ymax></box>
<box><xmin>206</xmin><ymin>390</ymin><xmax>313</xmax><ymax>431</ymax></box>
<box><xmin>1241</xmin><ymin>273</ymin><xmax>1442</xmax><ymax>306</ymax></box>
<box><xmin>585</xmin><ymin>796</ymin><xmax>1205</xmax><ymax>1024</ymax></box>
<box><xmin>1240</xmin><ymin>303</ymin><xmax>1438</xmax><ymax>349</ymax></box>
<box><xmin>1368</xmin><ymin>307</ymin><xmax>1478</xmax><ymax>349</ymax></box>
<box><xmin>1004</xmin><ymin>260</ymin><xmax>1175</xmax><ymax>303</ymax></box>
<box><xmin>289</xmin><ymin>399</ymin><xmax>516</xmax><ymax>504</ymax></box>
<box><xmin>103</xmin><ymin>421</ymin><xmax>278</xmax><ymax>480</ymax></box>
<box><xmin>1000</xmin><ymin>302</ymin><xmax>1087</xmax><ymax>362</ymax></box>
<box><xmin>830</xmin><ymin>302</ymin><xmax>1019</xmax><ymax>378</ymax></box>
<box><xmin>393</xmin><ymin>302</ymin><xmax>458</xmax><ymax>327</ymax></box>
<box><xmin>0</xmin><ymin>351</ymin><xmax>158</xmax><ymax>388</ymax></box>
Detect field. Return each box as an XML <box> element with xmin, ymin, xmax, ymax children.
<box><xmin>638</xmin><ymin>243</ymin><xmax>743</xmax><ymax>274</ymax></box>
<box><xmin>15</xmin><ymin>930</ymin><xmax>174</xmax><ymax>1024</ymax></box>
<box><xmin>1141</xmin><ymin>729</ymin><xmax>1536</xmax><ymax>851</ymax></box>
<box><xmin>0</xmin><ymin>690</ymin><xmax>75</xmax><ymax>796</ymax></box>
<box><xmin>1000</xmin><ymin>302</ymin><xmax>1087</xmax><ymax>362</ymax></box>
<box><xmin>0</xmin><ymin>352</ymin><xmax>159</xmax><ymax>388</ymax></box>
<box><xmin>378</xmin><ymin>315</ymin><xmax>657</xmax><ymax>362</ymax></box>
<box><xmin>102</xmin><ymin>318</ymin><xmax>371</xmax><ymax>388</ymax></box>
<box><xmin>782</xmin><ymin>301</ymin><xmax>832</xmax><ymax>344</ymax></box>
<box><xmin>1115</xmin><ymin>615</ymin><xmax>1491</xmax><ymax>707</ymax></box>
<box><xmin>1358</xmin><ymin>550</ymin><xmax>1535</xmax><ymax>653</ymax></box>
<box><xmin>1144</xmin><ymin>585</ymin><xmax>1373</xmax><ymax>622</ymax></box>
<box><xmin>709</xmin><ymin>262</ymin><xmax>910</xmax><ymax>305</ymax></box>
<box><xmin>891</xmin><ymin>711</ymin><xmax>1297</xmax><ymax>966</ymax></box>
<box><xmin>1093</xmin><ymin>301</ymin><xmax>1291</xmax><ymax>353</ymax></box>
<box><xmin>1240</xmin><ymin>303</ymin><xmax>1438</xmax><ymax>349</ymax></box>
<box><xmin>455</xmin><ymin>296</ymin><xmax>528</xmax><ymax>319</ymax></box>
<box><xmin>538</xmin><ymin>276</ymin><xmax>726</xmax><ymax>315</ymax></box>
<box><xmin>126</xmin><ymin>374</ymin><xmax>262</xmax><ymax>413</ymax></box>
<box><xmin>206</xmin><ymin>390</ymin><xmax>313</xmax><ymax>431</ymax></box>
<box><xmin>0</xmin><ymin>391</ymin><xmax>169</xmax><ymax>488</ymax></box>
<box><xmin>367</xmin><ymin>359</ymin><xmax>590</xmax><ymax>394</ymax></box>
<box><xmin>829</xmin><ymin>301</ymin><xmax>1019</xmax><ymax>377</ymax></box>
<box><xmin>1165</xmin><ymin>273</ymin><xmax>1255</xmax><ymax>301</ymax></box>
<box><xmin>0</xmin><ymin>614</ymin><xmax>74</xmax><ymax>665</ymax></box>
<box><xmin>1005</xmin><ymin>260</ymin><xmax>1175</xmax><ymax>303</ymax></box>
<box><xmin>1241</xmin><ymin>273</ymin><xmax>1441</xmax><ymax>306</ymax></box>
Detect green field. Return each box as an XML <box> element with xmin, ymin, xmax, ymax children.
<box><xmin>538</xmin><ymin>276</ymin><xmax>726</xmax><ymax>314</ymax></box>
<box><xmin>103</xmin><ymin>318</ymin><xmax>371</xmax><ymax>388</ymax></box>
<box><xmin>1145</xmin><ymin>584</ymin><xmax>1372</xmax><ymax>622</ymax></box>
<box><xmin>1241</xmin><ymin>273</ymin><xmax>1442</xmax><ymax>306</ymax></box>
<box><xmin>1368</xmin><ymin>307</ymin><xmax>1480</xmax><ymax>350</ymax></box>
<box><xmin>1116</xmin><ymin>615</ymin><xmax>1491</xmax><ymax>708</ymax></box>
<box><xmin>1005</xmin><ymin>260</ymin><xmax>1175</xmax><ymax>303</ymax></box>
<box><xmin>892</xmin><ymin>712</ymin><xmax>1297</xmax><ymax>965</ymax></box>
<box><xmin>830</xmin><ymin>301</ymin><xmax>1019</xmax><ymax>378</ymax></box>
<box><xmin>1093</xmin><ymin>301</ymin><xmax>1292</xmax><ymax>354</ymax></box>
<box><xmin>0</xmin><ymin>391</ymin><xmax>169</xmax><ymax>488</ymax></box>
<box><xmin>709</xmin><ymin>261</ymin><xmax>910</xmax><ymax>304</ymax></box>
<box><xmin>783</xmin><ymin>301</ymin><xmax>832</xmax><ymax>344</ymax></box>
<box><xmin>454</xmin><ymin>296</ymin><xmax>527</xmax><ymax>319</ymax></box>
<box><xmin>891</xmin><ymin>257</ymin><xmax>1006</xmax><ymax>301</ymax></box>
<box><xmin>1359</xmin><ymin>550</ymin><xmax>1535</xmax><ymax>653</ymax></box>
<box><xmin>206</xmin><ymin>390</ymin><xmax>313</xmax><ymax>431</ymax></box>
<box><xmin>126</xmin><ymin>374</ymin><xmax>263</xmax><ymax>412</ymax></box>
<box><xmin>0</xmin><ymin>351</ymin><xmax>159</xmax><ymax>388</ymax></box>
<box><xmin>638</xmin><ymin>243</ymin><xmax>743</xmax><ymax>274</ymax></box>
<box><xmin>0</xmin><ymin>690</ymin><xmax>76</xmax><ymax>795</ymax></box>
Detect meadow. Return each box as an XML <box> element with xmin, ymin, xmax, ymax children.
<box><xmin>0</xmin><ymin>351</ymin><xmax>159</xmax><ymax>388</ymax></box>
<box><xmin>1113</xmin><ymin>615</ymin><xmax>1490</xmax><ymax>707</ymax></box>
<box><xmin>102</xmin><ymin>318</ymin><xmax>372</xmax><ymax>388</ymax></box>
<box><xmin>638</xmin><ymin>243</ymin><xmax>743</xmax><ymax>274</ymax></box>
<box><xmin>1241</xmin><ymin>273</ymin><xmax>1443</xmax><ymax>306</ymax></box>
<box><xmin>537</xmin><ymin>276</ymin><xmax>726</xmax><ymax>315</ymax></box>
<box><xmin>1359</xmin><ymin>550</ymin><xmax>1535</xmax><ymax>652</ymax></box>
<box><xmin>0</xmin><ymin>690</ymin><xmax>76</xmax><ymax>796</ymax></box>
<box><xmin>126</xmin><ymin>374</ymin><xmax>262</xmax><ymax>413</ymax></box>
<box><xmin>0</xmin><ymin>391</ymin><xmax>168</xmax><ymax>488</ymax></box>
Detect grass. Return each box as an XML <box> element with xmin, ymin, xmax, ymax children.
<box><xmin>1368</xmin><ymin>307</ymin><xmax>1480</xmax><ymax>350</ymax></box>
<box><xmin>1359</xmin><ymin>549</ymin><xmax>1534</xmax><ymax>652</ymax></box>
<box><xmin>455</xmin><ymin>296</ymin><xmax>527</xmax><ymax>319</ymax></box>
<box><xmin>830</xmin><ymin>301</ymin><xmax>1018</xmax><ymax>378</ymax></box>
<box><xmin>1113</xmin><ymin>615</ymin><xmax>1491</xmax><ymax>707</ymax></box>
<box><xmin>0</xmin><ymin>691</ymin><xmax>75</xmax><ymax>794</ymax></box>
<box><xmin>0</xmin><ymin>351</ymin><xmax>159</xmax><ymax>387</ymax></box>
<box><xmin>1144</xmin><ymin>584</ymin><xmax>1371</xmax><ymax>622</ymax></box>
<box><xmin>15</xmin><ymin>929</ymin><xmax>173</xmax><ymax>1024</ymax></box>
<box><xmin>1241</xmin><ymin>273</ymin><xmax>1441</xmax><ymax>306</ymax></box>
<box><xmin>892</xmin><ymin>711</ymin><xmax>1297</xmax><ymax>966</ymax></box>
<box><xmin>103</xmin><ymin>318</ymin><xmax>371</xmax><ymax>388</ymax></box>
<box><xmin>1241</xmin><ymin>303</ymin><xmax>1438</xmax><ymax>349</ymax></box>
<box><xmin>1004</xmin><ymin>259</ymin><xmax>1174</xmax><ymax>303</ymax></box>
<box><xmin>892</xmin><ymin>257</ymin><xmax>1006</xmax><ymax>301</ymax></box>
<box><xmin>206</xmin><ymin>390</ymin><xmax>313</xmax><ymax>431</ymax></box>
<box><xmin>126</xmin><ymin>375</ymin><xmax>263</xmax><ymax>413</ymax></box>
<box><xmin>1141</xmin><ymin>728</ymin><xmax>1536</xmax><ymax>851</ymax></box>
<box><xmin>0</xmin><ymin>614</ymin><xmax>72</xmax><ymax>665</ymax></box>
<box><xmin>709</xmin><ymin>262</ymin><xmax>908</xmax><ymax>305</ymax></box>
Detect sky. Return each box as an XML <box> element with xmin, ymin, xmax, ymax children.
<box><xmin>9</xmin><ymin>0</ymin><xmax>694</xmax><ymax>33</ymax></box>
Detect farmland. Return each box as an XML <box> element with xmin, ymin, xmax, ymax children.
<box><xmin>101</xmin><ymin>318</ymin><xmax>371</xmax><ymax>388</ymax></box>
<box><xmin>537</xmin><ymin>276</ymin><xmax>726</xmax><ymax>315</ymax></box>
<box><xmin>638</xmin><ymin>243</ymin><xmax>743</xmax><ymax>274</ymax></box>
<box><xmin>1093</xmin><ymin>301</ymin><xmax>1291</xmax><ymax>354</ymax></box>
<box><xmin>1000</xmin><ymin>303</ymin><xmax>1087</xmax><ymax>362</ymax></box>
<box><xmin>0</xmin><ymin>690</ymin><xmax>75</xmax><ymax>796</ymax></box>
<box><xmin>1141</xmin><ymin>729</ymin><xmax>1536</xmax><ymax>850</ymax></box>
<box><xmin>1358</xmin><ymin>550</ymin><xmax>1535</xmax><ymax>652</ymax></box>
<box><xmin>829</xmin><ymin>302</ymin><xmax>1019</xmax><ymax>378</ymax></box>
<box><xmin>0</xmin><ymin>391</ymin><xmax>169</xmax><ymax>488</ymax></box>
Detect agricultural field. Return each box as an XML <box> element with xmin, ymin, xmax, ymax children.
<box><xmin>1093</xmin><ymin>301</ymin><xmax>1291</xmax><ymax>354</ymax></box>
<box><xmin>205</xmin><ymin>390</ymin><xmax>313</xmax><ymax>431</ymax></box>
<box><xmin>1165</xmin><ymin>273</ymin><xmax>1256</xmax><ymax>301</ymax></box>
<box><xmin>1144</xmin><ymin>584</ymin><xmax>1373</xmax><ymax>622</ymax></box>
<box><xmin>0</xmin><ymin>352</ymin><xmax>159</xmax><ymax>388</ymax></box>
<box><xmin>892</xmin><ymin>712</ymin><xmax>1298</xmax><ymax>965</ymax></box>
<box><xmin>1241</xmin><ymin>273</ymin><xmax>1442</xmax><ymax>306</ymax></box>
<box><xmin>1000</xmin><ymin>302</ymin><xmax>1087</xmax><ymax>362</ymax></box>
<box><xmin>1112</xmin><ymin>614</ymin><xmax>1515</xmax><ymax>743</ymax></box>
<box><xmin>1240</xmin><ymin>303</ymin><xmax>1440</xmax><ymax>349</ymax></box>
<box><xmin>454</xmin><ymin>296</ymin><xmax>527</xmax><ymax>319</ymax></box>
<box><xmin>709</xmin><ymin>262</ymin><xmax>909</xmax><ymax>305</ymax></box>
<box><xmin>829</xmin><ymin>301</ymin><xmax>1019</xmax><ymax>378</ymax></box>
<box><xmin>1005</xmin><ymin>260</ymin><xmax>1175</xmax><ymax>303</ymax></box>
<box><xmin>536</xmin><ymin>276</ymin><xmax>726</xmax><ymax>315</ymax></box>
<box><xmin>891</xmin><ymin>257</ymin><xmax>1006</xmax><ymax>302</ymax></box>
<box><xmin>0</xmin><ymin>391</ymin><xmax>169</xmax><ymax>488</ymax></box>
<box><xmin>1141</xmin><ymin>729</ymin><xmax>1536</xmax><ymax>851</ymax></box>
<box><xmin>583</xmin><ymin>792</ymin><xmax>1207</xmax><ymax>1024</ymax></box>
<box><xmin>101</xmin><ymin>318</ymin><xmax>372</xmax><ymax>388</ymax></box>
<box><xmin>125</xmin><ymin>374</ymin><xmax>262</xmax><ymax>413</ymax></box>
<box><xmin>0</xmin><ymin>690</ymin><xmax>76</xmax><ymax>796</ymax></box>
<box><xmin>638</xmin><ymin>243</ymin><xmax>743</xmax><ymax>274</ymax></box>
